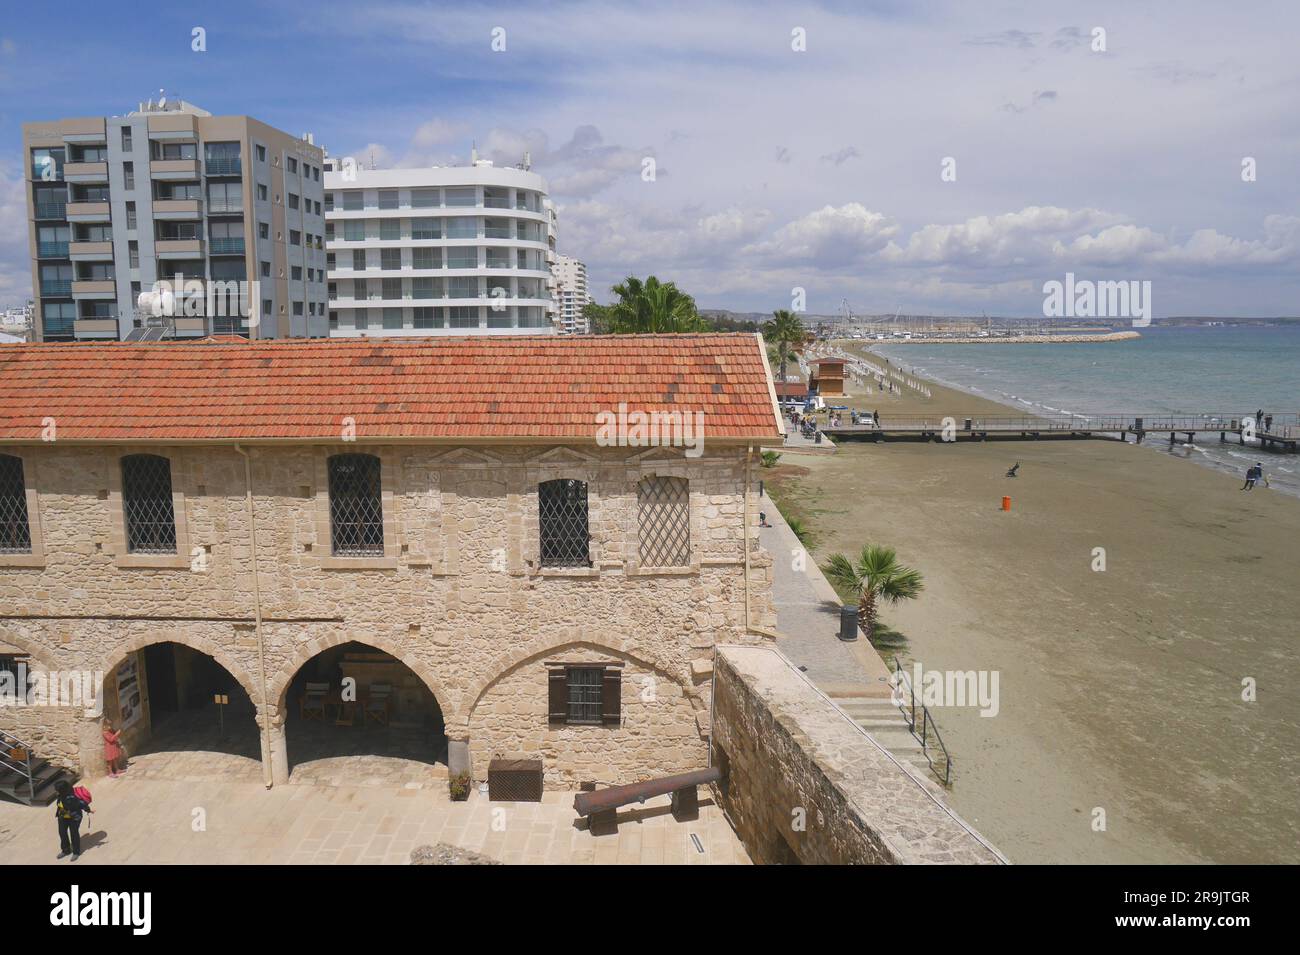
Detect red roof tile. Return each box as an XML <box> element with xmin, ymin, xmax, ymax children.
<box><xmin>0</xmin><ymin>335</ymin><xmax>784</xmax><ymax>444</ymax></box>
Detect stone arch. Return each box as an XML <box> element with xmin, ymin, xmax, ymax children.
<box><xmin>91</xmin><ymin>630</ymin><xmax>264</xmax><ymax>721</ymax></box>
<box><xmin>268</xmin><ymin>630</ymin><xmax>450</xmax><ymax>720</ymax></box>
<box><xmin>0</xmin><ymin>626</ymin><xmax>63</xmax><ymax>674</ymax></box>
<box><xmin>456</xmin><ymin>630</ymin><xmax>704</xmax><ymax>728</ymax></box>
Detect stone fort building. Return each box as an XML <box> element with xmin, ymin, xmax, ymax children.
<box><xmin>0</xmin><ymin>334</ymin><xmax>783</xmax><ymax>794</ymax></box>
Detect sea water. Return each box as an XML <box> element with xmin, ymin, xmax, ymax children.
<box><xmin>873</xmin><ymin>324</ymin><xmax>1300</xmax><ymax>497</ymax></box>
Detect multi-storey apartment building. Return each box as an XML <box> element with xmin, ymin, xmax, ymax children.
<box><xmin>0</xmin><ymin>335</ymin><xmax>782</xmax><ymax>796</ymax></box>
<box><xmin>552</xmin><ymin>254</ymin><xmax>591</xmax><ymax>334</ymax></box>
<box><xmin>23</xmin><ymin>100</ymin><xmax>327</xmax><ymax>342</ymax></box>
<box><xmin>324</xmin><ymin>162</ymin><xmax>557</xmax><ymax>336</ymax></box>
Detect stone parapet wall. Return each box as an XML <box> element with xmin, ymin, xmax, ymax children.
<box><xmin>712</xmin><ymin>645</ymin><xmax>1005</xmax><ymax>865</ymax></box>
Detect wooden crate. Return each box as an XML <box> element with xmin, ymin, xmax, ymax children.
<box><xmin>488</xmin><ymin>758</ymin><xmax>543</xmax><ymax>802</ymax></box>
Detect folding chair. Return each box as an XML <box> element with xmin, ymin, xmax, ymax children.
<box><xmin>300</xmin><ymin>682</ymin><xmax>330</xmax><ymax>721</ymax></box>
<box><xmin>365</xmin><ymin>683</ymin><xmax>393</xmax><ymax>725</ymax></box>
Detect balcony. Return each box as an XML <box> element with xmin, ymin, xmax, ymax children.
<box><xmin>35</xmin><ymin>201</ymin><xmax>67</xmax><ymax>220</ymax></box>
<box><xmin>72</xmin><ymin>318</ymin><xmax>118</xmax><ymax>338</ymax></box>
<box><xmin>156</xmin><ymin>238</ymin><xmax>205</xmax><ymax>257</ymax></box>
<box><xmin>206</xmin><ymin>199</ymin><xmax>243</xmax><ymax>215</ymax></box>
<box><xmin>38</xmin><ymin>241</ymin><xmax>70</xmax><ymax>258</ymax></box>
<box><xmin>150</xmin><ymin>159</ymin><xmax>201</xmax><ymax>180</ymax></box>
<box><xmin>65</xmin><ymin>202</ymin><xmax>111</xmax><ymax>222</ymax></box>
<box><xmin>152</xmin><ymin>198</ymin><xmax>203</xmax><ymax>220</ymax></box>
<box><xmin>63</xmin><ymin>162</ymin><xmax>109</xmax><ymax>184</ymax></box>
<box><xmin>71</xmin><ymin>279</ymin><xmax>116</xmax><ymax>299</ymax></box>
<box><xmin>68</xmin><ymin>241</ymin><xmax>113</xmax><ymax>261</ymax></box>
<box><xmin>62</xmin><ymin>125</ymin><xmax>107</xmax><ymax>145</ymax></box>
<box><xmin>209</xmin><ymin>237</ymin><xmax>246</xmax><ymax>255</ymax></box>
<box><xmin>205</xmin><ymin>158</ymin><xmax>242</xmax><ymax>177</ymax></box>
<box><xmin>40</xmin><ymin>280</ymin><xmax>72</xmax><ymax>296</ymax></box>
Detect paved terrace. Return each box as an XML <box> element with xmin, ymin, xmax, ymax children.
<box><xmin>0</xmin><ymin>775</ymin><xmax>748</xmax><ymax>865</ymax></box>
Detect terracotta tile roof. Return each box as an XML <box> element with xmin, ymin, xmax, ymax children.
<box><xmin>774</xmin><ymin>382</ymin><xmax>809</xmax><ymax>397</ymax></box>
<box><xmin>0</xmin><ymin>334</ymin><xmax>784</xmax><ymax>445</ymax></box>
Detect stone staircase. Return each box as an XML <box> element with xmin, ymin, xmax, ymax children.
<box><xmin>831</xmin><ymin>695</ymin><xmax>948</xmax><ymax>791</ymax></box>
<box><xmin>0</xmin><ymin>729</ymin><xmax>76</xmax><ymax>806</ymax></box>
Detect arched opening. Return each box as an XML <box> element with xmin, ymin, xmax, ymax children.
<box><xmin>283</xmin><ymin>641</ymin><xmax>447</xmax><ymax>786</ymax></box>
<box><xmin>103</xmin><ymin>642</ymin><xmax>261</xmax><ymax>781</ymax></box>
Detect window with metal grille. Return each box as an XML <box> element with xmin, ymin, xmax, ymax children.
<box><xmin>638</xmin><ymin>476</ymin><xmax>690</xmax><ymax>567</ymax></box>
<box><xmin>567</xmin><ymin>667</ymin><xmax>603</xmax><ymax>724</ymax></box>
<box><xmin>538</xmin><ymin>479</ymin><xmax>589</xmax><ymax>567</ymax></box>
<box><xmin>328</xmin><ymin>454</ymin><xmax>384</xmax><ymax>556</ymax></box>
<box><xmin>0</xmin><ymin>455</ymin><xmax>32</xmax><ymax>554</ymax></box>
<box><xmin>121</xmin><ymin>454</ymin><xmax>177</xmax><ymax>554</ymax></box>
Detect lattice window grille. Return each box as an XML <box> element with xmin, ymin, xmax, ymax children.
<box><xmin>638</xmin><ymin>476</ymin><xmax>690</xmax><ymax>567</ymax></box>
<box><xmin>122</xmin><ymin>454</ymin><xmax>177</xmax><ymax>554</ymax></box>
<box><xmin>0</xmin><ymin>455</ymin><xmax>32</xmax><ymax>554</ymax></box>
<box><xmin>539</xmin><ymin>479</ymin><xmax>590</xmax><ymax>567</ymax></box>
<box><xmin>328</xmin><ymin>454</ymin><xmax>385</xmax><ymax>557</ymax></box>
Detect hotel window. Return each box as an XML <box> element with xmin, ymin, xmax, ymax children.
<box><xmin>128</xmin><ymin>241</ymin><xmax>139</xmax><ymax>269</ymax></box>
<box><xmin>383</xmin><ymin>308</ymin><xmax>402</xmax><ymax>329</ymax></box>
<box><xmin>261</xmin><ymin>261</ymin><xmax>271</xmax><ymax>278</ymax></box>
<box><xmin>411</xmin><ymin>278</ymin><xmax>437</xmax><ymax>300</ymax></box>
<box><xmin>289</xmin><ymin>230</ymin><xmax>301</xmax><ymax>246</ymax></box>
<box><xmin>411</xmin><ymin>218</ymin><xmax>440</xmax><ymax>240</ymax></box>
<box><xmin>313</xmin><ymin>166</ymin><xmax>320</xmax><ymax>182</ymax></box>
<box><xmin>445</xmin><ymin>218</ymin><xmax>476</xmax><ymax>240</ymax></box>
<box><xmin>412</xmin><ymin>247</ymin><xmax>439</xmax><ymax>270</ymax></box>
<box><xmin>343</xmin><ymin>220</ymin><xmax>365</xmax><ymax>242</ymax></box>
<box><xmin>314</xmin><ymin>200</ymin><xmax>321</xmax><ymax>216</ymax></box>
<box><xmin>548</xmin><ymin>666</ymin><xmax>620</xmax><ymax>726</ymax></box>
<box><xmin>122</xmin><ymin>162</ymin><xmax>134</xmax><ymax>190</ymax></box>
<box><xmin>411</xmin><ymin>188</ymin><xmax>438</xmax><ymax>208</ymax></box>
<box><xmin>293</xmin><ymin>301</ymin><xmax>303</xmax><ymax>316</ymax></box>
<box><xmin>328</xmin><ymin>454</ymin><xmax>383</xmax><ymax>557</ymax></box>
<box><xmin>444</xmin><ymin>187</ymin><xmax>475</xmax><ymax>207</ymax></box>
<box><xmin>638</xmin><ymin>477</ymin><xmax>690</xmax><ymax>567</ymax></box>
<box><xmin>259</xmin><ymin>222</ymin><xmax>269</xmax><ymax>240</ymax></box>
<box><xmin>288</xmin><ymin>157</ymin><xmax>297</xmax><ymax>174</ymax></box>
<box><xmin>126</xmin><ymin>202</ymin><xmax>137</xmax><ymax>230</ymax></box>
<box><xmin>381</xmin><ymin>278</ymin><xmax>402</xmax><ymax>300</ymax></box>
<box><xmin>379</xmin><ymin>219</ymin><xmax>400</xmax><ymax>241</ymax></box>
<box><xmin>448</xmin><ymin>305</ymin><xmax>478</xmax><ymax>328</ymax></box>
<box><xmin>325</xmin><ymin>192</ymin><xmax>335</xmax><ymax>212</ymax></box>
<box><xmin>378</xmin><ymin>190</ymin><xmax>399</xmax><ymax>210</ymax></box>
<box><xmin>0</xmin><ymin>455</ymin><xmax>32</xmax><ymax>555</ymax></box>
<box><xmin>342</xmin><ymin>191</ymin><xmax>363</xmax><ymax>211</ymax></box>
<box><xmin>257</xmin><ymin>184</ymin><xmax>268</xmax><ymax>202</ymax></box>
<box><xmin>121</xmin><ymin>454</ymin><xmax>177</xmax><ymax>555</ymax></box>
<box><xmin>288</xmin><ymin>192</ymin><xmax>299</xmax><ymax>210</ymax></box>
<box><xmin>292</xmin><ymin>265</ymin><xmax>302</xmax><ymax>280</ymax></box>
<box><xmin>256</xmin><ymin>144</ymin><xmax>266</xmax><ymax>162</ymax></box>
<box><xmin>355</xmin><ymin>308</ymin><xmax>369</xmax><ymax>329</ymax></box>
<box><xmin>381</xmin><ymin>249</ymin><xmax>402</xmax><ymax>270</ymax></box>
<box><xmin>413</xmin><ymin>307</ymin><xmax>441</xmax><ymax>329</ymax></box>
<box><xmin>446</xmin><ymin>247</ymin><xmax>478</xmax><ymax>269</ymax></box>
<box><xmin>352</xmin><ymin>249</ymin><xmax>367</xmax><ymax>271</ymax></box>
<box><xmin>329</xmin><ymin>310</ymin><xmax>339</xmax><ymax>330</ymax></box>
<box><xmin>538</xmin><ymin>479</ymin><xmax>590</xmax><ymax>568</ymax></box>
<box><xmin>42</xmin><ymin>303</ymin><xmax>75</xmax><ymax>339</ymax></box>
<box><xmin>121</xmin><ymin>127</ymin><xmax>133</xmax><ymax>151</ymax></box>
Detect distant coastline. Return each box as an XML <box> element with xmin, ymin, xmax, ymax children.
<box><xmin>881</xmin><ymin>331</ymin><xmax>1141</xmax><ymax>345</ymax></box>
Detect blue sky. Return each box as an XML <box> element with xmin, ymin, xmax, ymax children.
<box><xmin>2</xmin><ymin>0</ymin><xmax>1298</xmax><ymax>316</ymax></box>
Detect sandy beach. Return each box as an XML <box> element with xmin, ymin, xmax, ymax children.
<box><xmin>767</xmin><ymin>343</ymin><xmax>1300</xmax><ymax>863</ymax></box>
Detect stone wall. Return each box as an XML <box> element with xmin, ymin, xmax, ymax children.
<box><xmin>0</xmin><ymin>442</ymin><xmax>776</xmax><ymax>782</ymax></box>
<box><xmin>711</xmin><ymin>645</ymin><xmax>1005</xmax><ymax>865</ymax></box>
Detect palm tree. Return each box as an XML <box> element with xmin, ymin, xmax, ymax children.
<box><xmin>608</xmin><ymin>276</ymin><xmax>705</xmax><ymax>333</ymax></box>
<box><xmin>762</xmin><ymin>309</ymin><xmax>805</xmax><ymax>381</ymax></box>
<box><xmin>822</xmin><ymin>545</ymin><xmax>924</xmax><ymax>641</ymax></box>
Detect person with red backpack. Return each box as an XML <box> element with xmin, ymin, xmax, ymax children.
<box><xmin>53</xmin><ymin>779</ymin><xmax>92</xmax><ymax>861</ymax></box>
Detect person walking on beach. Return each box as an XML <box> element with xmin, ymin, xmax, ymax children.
<box><xmin>1241</xmin><ymin>464</ymin><xmax>1258</xmax><ymax>490</ymax></box>
<box><xmin>102</xmin><ymin>719</ymin><xmax>125</xmax><ymax>777</ymax></box>
<box><xmin>53</xmin><ymin>779</ymin><xmax>91</xmax><ymax>861</ymax></box>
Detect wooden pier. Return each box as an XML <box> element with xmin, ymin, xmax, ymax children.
<box><xmin>817</xmin><ymin>412</ymin><xmax>1300</xmax><ymax>451</ymax></box>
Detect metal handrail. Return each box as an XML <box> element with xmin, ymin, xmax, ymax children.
<box><xmin>0</xmin><ymin>727</ymin><xmax>37</xmax><ymax>803</ymax></box>
<box><xmin>891</xmin><ymin>657</ymin><xmax>952</xmax><ymax>786</ymax></box>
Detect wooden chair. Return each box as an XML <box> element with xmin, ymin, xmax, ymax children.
<box><xmin>364</xmin><ymin>684</ymin><xmax>393</xmax><ymax>725</ymax></box>
<box><xmin>300</xmin><ymin>682</ymin><xmax>330</xmax><ymax>721</ymax></box>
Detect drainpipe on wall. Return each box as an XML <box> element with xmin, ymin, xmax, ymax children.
<box><xmin>234</xmin><ymin>443</ymin><xmax>274</xmax><ymax>789</ymax></box>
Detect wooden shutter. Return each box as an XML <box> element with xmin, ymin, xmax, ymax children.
<box><xmin>548</xmin><ymin>668</ymin><xmax>568</xmax><ymax>725</ymax></box>
<box><xmin>601</xmin><ymin>668</ymin><xmax>621</xmax><ymax>726</ymax></box>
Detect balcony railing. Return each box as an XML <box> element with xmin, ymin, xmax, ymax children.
<box><xmin>206</xmin><ymin>199</ymin><xmax>243</xmax><ymax>214</ymax></box>
<box><xmin>205</xmin><ymin>158</ymin><xmax>242</xmax><ymax>176</ymax></box>
<box><xmin>41</xmin><ymin>280</ymin><xmax>72</xmax><ymax>296</ymax></box>
<box><xmin>38</xmin><ymin>242</ymin><xmax>69</xmax><ymax>258</ymax></box>
<box><xmin>484</xmin><ymin>227</ymin><xmax>513</xmax><ymax>238</ymax></box>
<box><xmin>210</xmin><ymin>237</ymin><xmax>246</xmax><ymax>255</ymax></box>
<box><xmin>35</xmin><ymin>202</ymin><xmax>67</xmax><ymax>220</ymax></box>
<box><xmin>484</xmin><ymin>197</ymin><xmax>511</xmax><ymax>209</ymax></box>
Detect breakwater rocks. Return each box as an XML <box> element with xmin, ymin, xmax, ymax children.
<box><xmin>884</xmin><ymin>331</ymin><xmax>1141</xmax><ymax>345</ymax></box>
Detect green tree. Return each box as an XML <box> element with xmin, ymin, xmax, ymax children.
<box><xmin>822</xmin><ymin>545</ymin><xmax>924</xmax><ymax>641</ymax></box>
<box><xmin>582</xmin><ymin>301</ymin><xmax>616</xmax><ymax>334</ymax></box>
<box><xmin>762</xmin><ymin>309</ymin><xmax>805</xmax><ymax>380</ymax></box>
<box><xmin>607</xmin><ymin>276</ymin><xmax>706</xmax><ymax>333</ymax></box>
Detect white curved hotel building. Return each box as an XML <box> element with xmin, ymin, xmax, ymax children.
<box><xmin>324</xmin><ymin>162</ymin><xmax>556</xmax><ymax>336</ymax></box>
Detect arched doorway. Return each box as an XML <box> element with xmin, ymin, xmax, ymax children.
<box><xmin>102</xmin><ymin>642</ymin><xmax>261</xmax><ymax>782</ymax></box>
<box><xmin>283</xmin><ymin>641</ymin><xmax>447</xmax><ymax>787</ymax></box>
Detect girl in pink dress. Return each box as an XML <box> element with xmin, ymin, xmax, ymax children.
<box><xmin>102</xmin><ymin>720</ymin><xmax>125</xmax><ymax>777</ymax></box>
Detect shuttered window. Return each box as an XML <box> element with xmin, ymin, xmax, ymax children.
<box><xmin>0</xmin><ymin>454</ymin><xmax>32</xmax><ymax>554</ymax></box>
<box><xmin>548</xmin><ymin>666</ymin><xmax>621</xmax><ymax>727</ymax></box>
<box><xmin>121</xmin><ymin>454</ymin><xmax>177</xmax><ymax>554</ymax></box>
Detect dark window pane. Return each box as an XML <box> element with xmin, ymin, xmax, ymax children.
<box><xmin>122</xmin><ymin>454</ymin><xmax>177</xmax><ymax>554</ymax></box>
<box><xmin>328</xmin><ymin>454</ymin><xmax>384</xmax><ymax>556</ymax></box>
<box><xmin>539</xmin><ymin>479</ymin><xmax>589</xmax><ymax>567</ymax></box>
<box><xmin>0</xmin><ymin>455</ymin><xmax>32</xmax><ymax>554</ymax></box>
